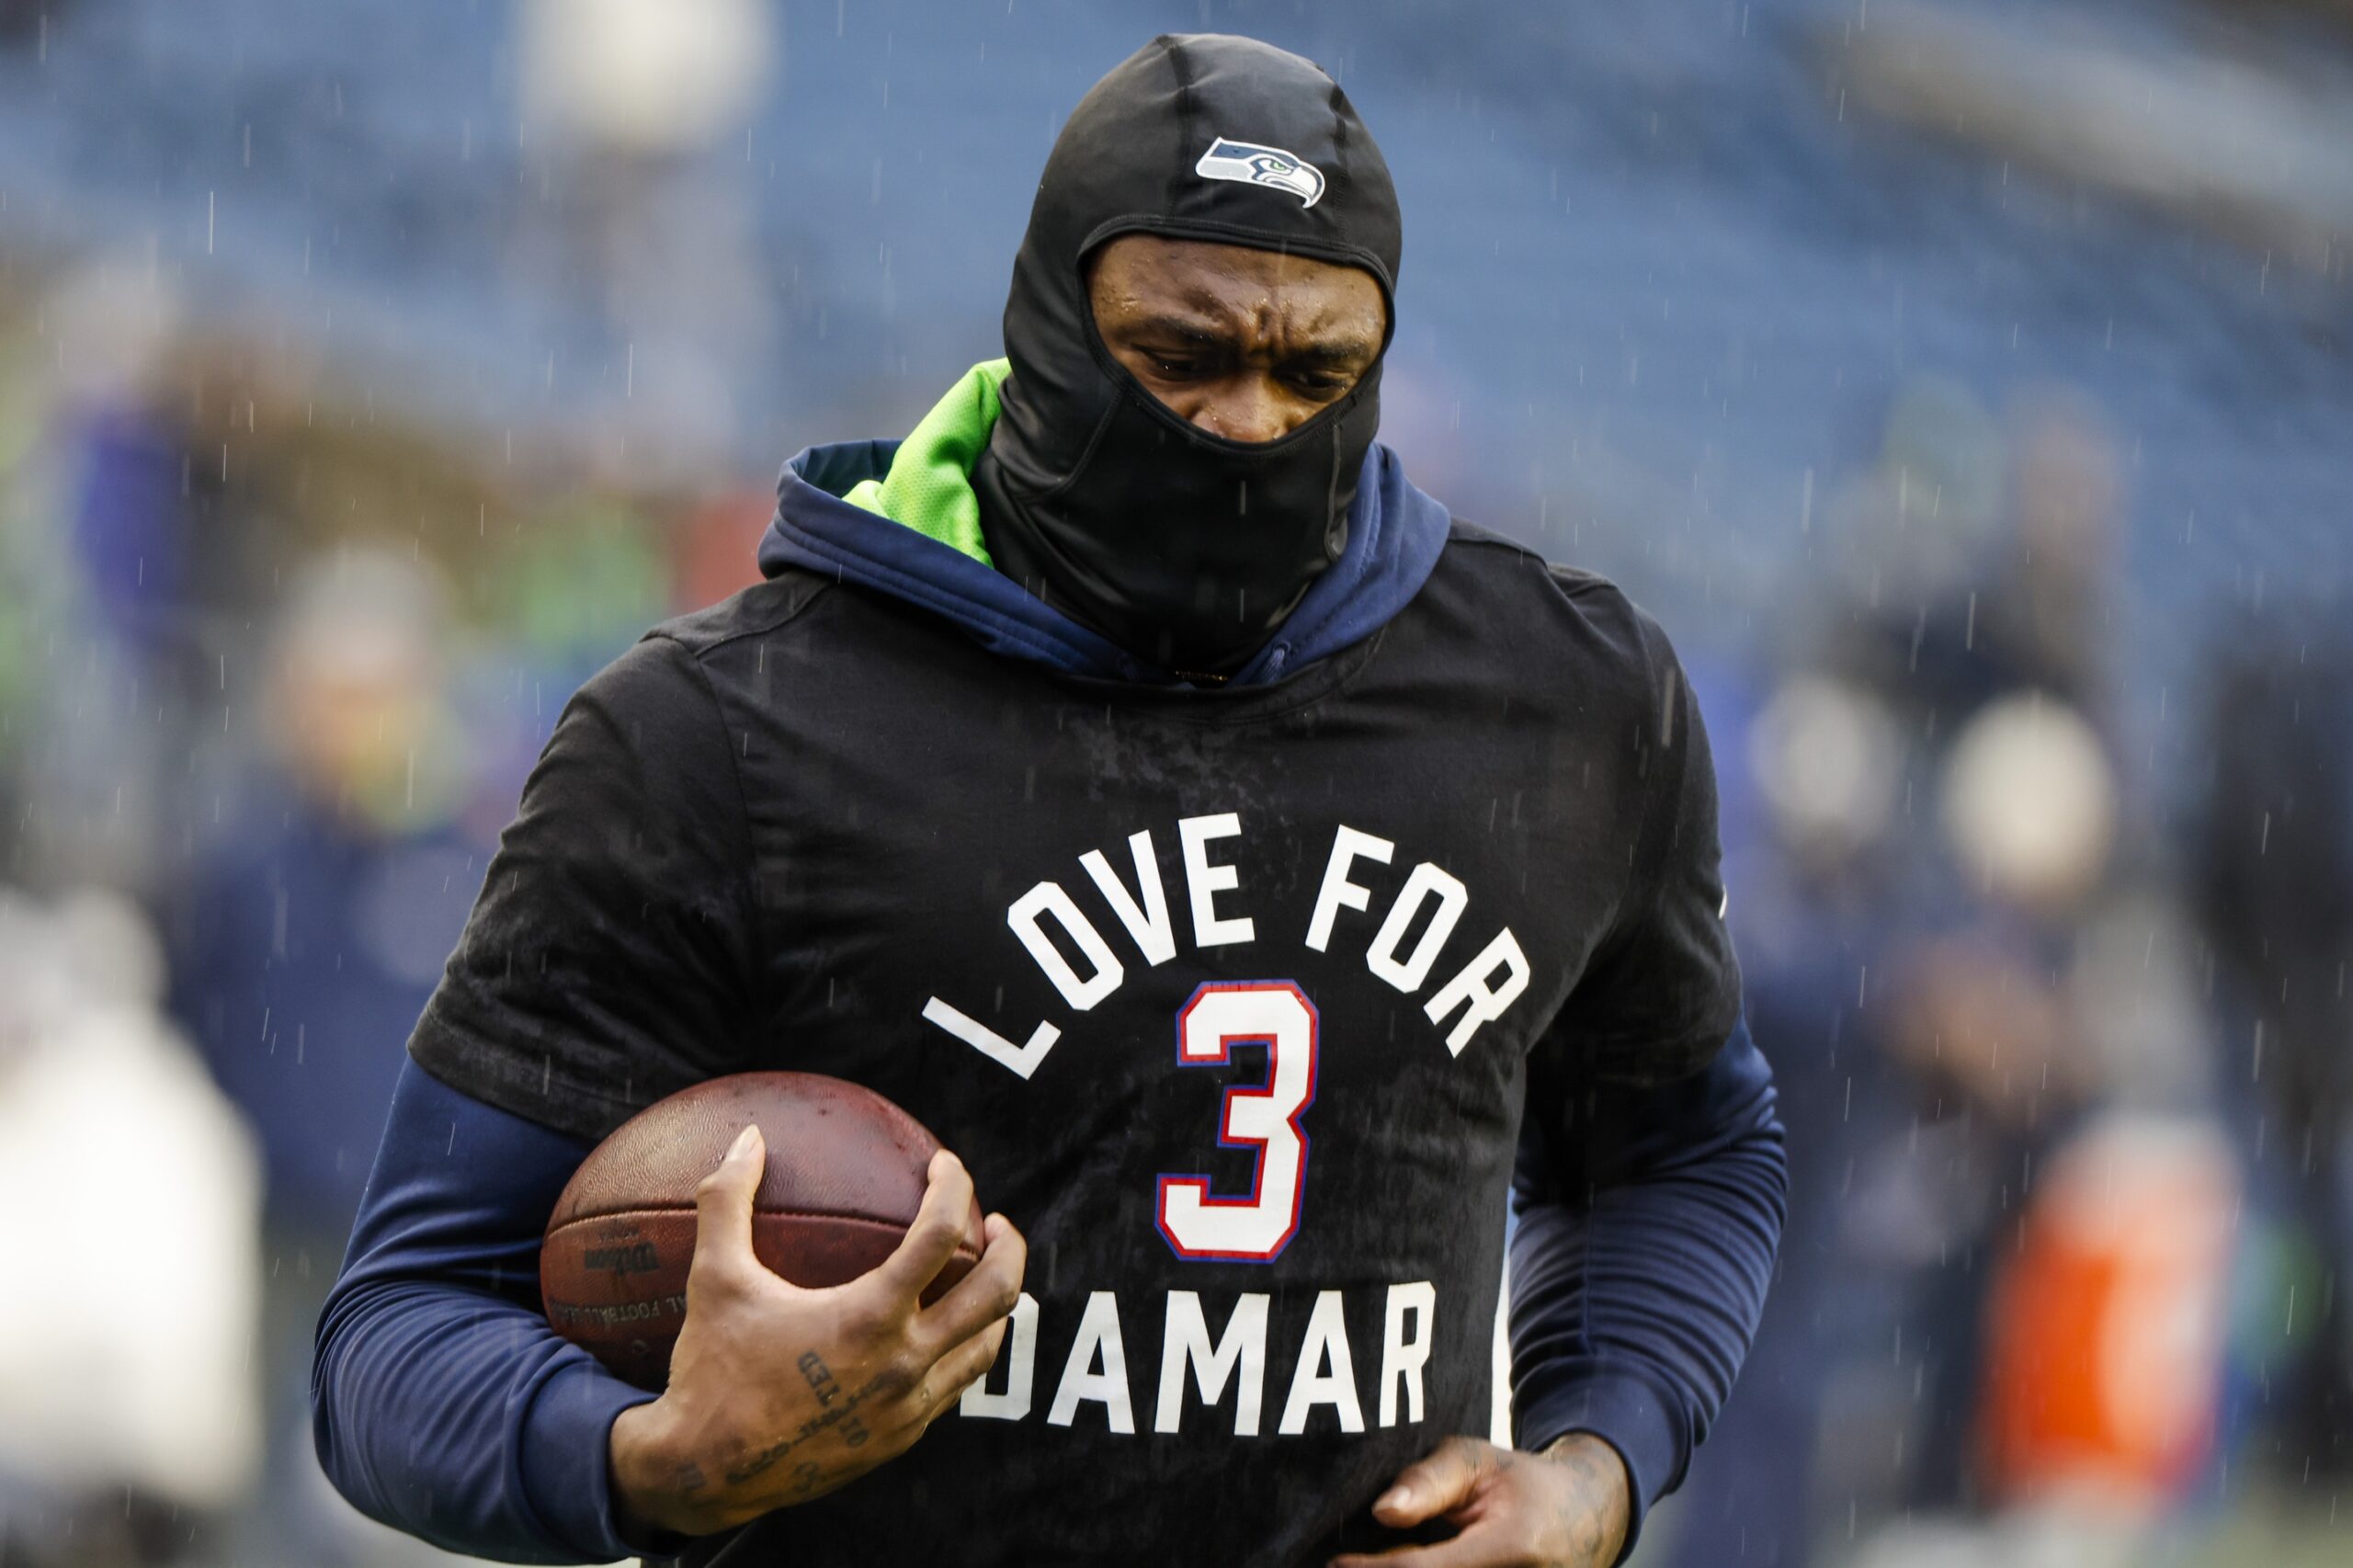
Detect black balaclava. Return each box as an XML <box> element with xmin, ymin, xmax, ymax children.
<box><xmin>973</xmin><ymin>33</ymin><xmax>1402</xmax><ymax>676</ymax></box>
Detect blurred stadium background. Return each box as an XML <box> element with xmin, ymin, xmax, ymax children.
<box><xmin>1</xmin><ymin>1</ymin><xmax>2348</xmax><ymax>1564</ymax></box>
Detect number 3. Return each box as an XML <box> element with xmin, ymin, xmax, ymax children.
<box><xmin>1154</xmin><ymin>982</ymin><xmax>1320</xmax><ymax>1263</ymax></box>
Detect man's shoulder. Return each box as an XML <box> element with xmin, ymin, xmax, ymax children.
<box><xmin>647</xmin><ymin>573</ymin><xmax>837</xmax><ymax>662</ymax></box>
<box><xmin>562</xmin><ymin>576</ymin><xmax>839</xmax><ymax>735</ymax></box>
<box><xmin>1438</xmin><ymin>519</ymin><xmax>1645</xmax><ymax>619</ymax></box>
<box><xmin>1427</xmin><ymin>519</ymin><xmax>1685</xmax><ymax>706</ymax></box>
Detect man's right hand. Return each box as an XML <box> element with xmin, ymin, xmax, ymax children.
<box><xmin>608</xmin><ymin>1125</ymin><xmax>1028</xmax><ymax>1540</ymax></box>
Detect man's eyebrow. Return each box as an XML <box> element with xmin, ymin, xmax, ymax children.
<box><xmin>1118</xmin><ymin>314</ymin><xmax>1380</xmax><ymax>367</ymax></box>
<box><xmin>1121</xmin><ymin>314</ymin><xmax>1227</xmax><ymax>346</ymax></box>
<box><xmin>1286</xmin><ymin>337</ymin><xmax>1381</xmax><ymax>368</ymax></box>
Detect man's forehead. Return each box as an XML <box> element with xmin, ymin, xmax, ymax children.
<box><xmin>1092</xmin><ymin>231</ymin><xmax>1373</xmax><ymax>287</ymax></box>
<box><xmin>1088</xmin><ymin>233</ymin><xmax>1385</xmax><ymax>332</ymax></box>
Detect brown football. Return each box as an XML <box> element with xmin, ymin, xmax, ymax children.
<box><xmin>540</xmin><ymin>1071</ymin><xmax>984</xmax><ymax>1390</ymax></box>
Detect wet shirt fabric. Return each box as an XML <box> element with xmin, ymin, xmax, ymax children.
<box><xmin>398</xmin><ymin>520</ymin><xmax>1745</xmax><ymax>1563</ymax></box>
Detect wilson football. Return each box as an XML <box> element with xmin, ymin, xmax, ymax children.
<box><xmin>540</xmin><ymin>1072</ymin><xmax>983</xmax><ymax>1390</ymax></box>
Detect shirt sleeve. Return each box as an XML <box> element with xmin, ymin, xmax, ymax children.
<box><xmin>312</xmin><ymin>1057</ymin><xmax>684</xmax><ymax>1563</ymax></box>
<box><xmin>409</xmin><ymin>631</ymin><xmax>763</xmax><ymax>1140</ymax></box>
<box><xmin>1507</xmin><ymin>1019</ymin><xmax>1787</xmax><ymax>1562</ymax></box>
<box><xmin>1545</xmin><ymin>605</ymin><xmax>1743</xmax><ymax>1085</ymax></box>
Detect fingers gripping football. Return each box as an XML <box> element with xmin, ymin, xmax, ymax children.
<box><xmin>610</xmin><ymin>1134</ymin><xmax>1028</xmax><ymax>1539</ymax></box>
<box><xmin>685</xmin><ymin>1125</ymin><xmax>767</xmax><ymax>1300</ymax></box>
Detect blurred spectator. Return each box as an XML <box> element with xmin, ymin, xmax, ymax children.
<box><xmin>1988</xmin><ymin>396</ymin><xmax>2121</xmax><ymax>722</ymax></box>
<box><xmin>2196</xmin><ymin>617</ymin><xmax>2353</xmax><ymax>1484</ymax></box>
<box><xmin>514</xmin><ymin>0</ymin><xmax>776</xmax><ymax>471</ymax></box>
<box><xmin>0</xmin><ymin>888</ymin><xmax>260</xmax><ymax>1567</ymax></box>
<box><xmin>5</xmin><ymin>258</ymin><xmax>199</xmax><ymax>899</ymax></box>
<box><xmin>1975</xmin><ymin>1114</ymin><xmax>2237</xmax><ymax>1510</ymax></box>
<box><xmin>163</xmin><ymin>548</ymin><xmax>482</xmax><ymax>1565</ymax></box>
<box><xmin>449</xmin><ymin>494</ymin><xmax>675</xmax><ymax>842</ymax></box>
<box><xmin>1676</xmin><ymin>377</ymin><xmax>2241</xmax><ymax>1567</ymax></box>
<box><xmin>168</xmin><ymin>545</ymin><xmax>478</xmax><ymax>1231</ymax></box>
<box><xmin>1672</xmin><ymin>665</ymin><xmax>1919</xmax><ymax>1568</ymax></box>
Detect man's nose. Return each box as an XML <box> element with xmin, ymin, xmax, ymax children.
<box><xmin>1196</xmin><ymin>377</ymin><xmax>1294</xmax><ymax>445</ymax></box>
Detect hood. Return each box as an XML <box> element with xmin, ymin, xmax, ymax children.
<box><xmin>756</xmin><ymin>364</ymin><xmax>1449</xmax><ymax>688</ymax></box>
<box><xmin>972</xmin><ymin>32</ymin><xmax>1404</xmax><ymax>676</ymax></box>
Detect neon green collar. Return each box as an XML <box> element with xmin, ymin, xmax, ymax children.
<box><xmin>841</xmin><ymin>358</ymin><xmax>1010</xmax><ymax>566</ymax></box>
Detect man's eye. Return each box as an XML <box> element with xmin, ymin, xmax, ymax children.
<box><xmin>1151</xmin><ymin>356</ymin><xmax>1205</xmax><ymax>377</ymax></box>
<box><xmin>1290</xmin><ymin>371</ymin><xmax>1349</xmax><ymax>396</ymax></box>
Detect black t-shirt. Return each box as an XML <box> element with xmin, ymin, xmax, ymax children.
<box><xmin>412</xmin><ymin>522</ymin><xmax>1739</xmax><ymax>1565</ymax></box>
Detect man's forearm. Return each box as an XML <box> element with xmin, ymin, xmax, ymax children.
<box><xmin>311</xmin><ymin>1060</ymin><xmax>661</xmax><ymax>1563</ymax></box>
<box><xmin>1507</xmin><ymin>1019</ymin><xmax>1789</xmax><ymax>1554</ymax></box>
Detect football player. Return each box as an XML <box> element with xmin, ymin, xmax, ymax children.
<box><xmin>314</xmin><ymin>33</ymin><xmax>1786</xmax><ymax>1568</ymax></box>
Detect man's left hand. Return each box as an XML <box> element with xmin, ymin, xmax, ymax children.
<box><xmin>1330</xmin><ymin>1433</ymin><xmax>1630</xmax><ymax>1568</ymax></box>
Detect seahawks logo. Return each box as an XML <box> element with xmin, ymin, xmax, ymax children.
<box><xmin>1193</xmin><ymin>137</ymin><xmax>1326</xmax><ymax>209</ymax></box>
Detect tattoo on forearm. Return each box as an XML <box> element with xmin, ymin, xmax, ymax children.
<box><xmin>722</xmin><ymin>1359</ymin><xmax>887</xmax><ymax>1486</ymax></box>
<box><xmin>799</xmin><ymin>1350</ymin><xmax>840</xmax><ymax>1406</ymax></box>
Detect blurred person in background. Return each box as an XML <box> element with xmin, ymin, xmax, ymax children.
<box><xmin>1665</xmin><ymin>378</ymin><xmax>2041</xmax><ymax>1565</ymax></box>
<box><xmin>514</xmin><ymin>0</ymin><xmax>774</xmax><ymax>465</ymax></box>
<box><xmin>0</xmin><ymin>889</ymin><xmax>260</xmax><ymax>1567</ymax></box>
<box><xmin>1667</xmin><ymin>662</ymin><xmax>1919</xmax><ymax>1568</ymax></box>
<box><xmin>2197</xmin><ymin>614</ymin><xmax>2353</xmax><ymax>1491</ymax></box>
<box><xmin>164</xmin><ymin>548</ymin><xmax>483</xmax><ymax>1565</ymax></box>
<box><xmin>1676</xmin><ymin>381</ymin><xmax>2238</xmax><ymax>1567</ymax></box>
<box><xmin>447</xmin><ymin>494</ymin><xmax>676</xmax><ymax>848</ymax></box>
<box><xmin>1</xmin><ymin>258</ymin><xmax>202</xmax><ymax>901</ymax></box>
<box><xmin>1846</xmin><ymin>392</ymin><xmax>2236</xmax><ymax>1566</ymax></box>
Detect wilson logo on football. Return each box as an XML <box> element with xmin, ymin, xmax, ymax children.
<box><xmin>1193</xmin><ymin>137</ymin><xmax>1326</xmax><ymax>208</ymax></box>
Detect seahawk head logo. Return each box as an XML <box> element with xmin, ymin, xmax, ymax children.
<box><xmin>1193</xmin><ymin>136</ymin><xmax>1327</xmax><ymax>209</ymax></box>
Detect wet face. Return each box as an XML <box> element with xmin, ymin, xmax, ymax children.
<box><xmin>1086</xmin><ymin>233</ymin><xmax>1386</xmax><ymax>446</ymax></box>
